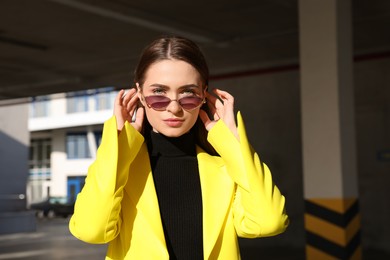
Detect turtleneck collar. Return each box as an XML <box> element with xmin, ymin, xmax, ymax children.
<box><xmin>147</xmin><ymin>130</ymin><xmax>197</xmax><ymax>157</ymax></box>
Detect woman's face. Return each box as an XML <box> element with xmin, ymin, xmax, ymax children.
<box><xmin>138</xmin><ymin>59</ymin><xmax>204</xmax><ymax>137</ymax></box>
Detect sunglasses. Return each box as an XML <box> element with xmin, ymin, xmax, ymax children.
<box><xmin>143</xmin><ymin>95</ymin><xmax>205</xmax><ymax>111</ymax></box>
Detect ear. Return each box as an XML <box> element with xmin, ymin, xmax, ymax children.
<box><xmin>136</xmin><ymin>83</ymin><xmax>146</xmax><ymax>107</ymax></box>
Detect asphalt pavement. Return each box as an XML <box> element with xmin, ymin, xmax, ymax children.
<box><xmin>0</xmin><ymin>217</ymin><xmax>305</xmax><ymax>260</ymax></box>
<box><xmin>1</xmin><ymin>217</ymin><xmax>388</xmax><ymax>259</ymax></box>
<box><xmin>0</xmin><ymin>217</ymin><xmax>107</xmax><ymax>260</ymax></box>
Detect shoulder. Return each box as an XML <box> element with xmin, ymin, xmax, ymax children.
<box><xmin>196</xmin><ymin>146</ymin><xmax>224</xmax><ymax>167</ymax></box>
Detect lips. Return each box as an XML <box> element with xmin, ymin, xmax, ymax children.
<box><xmin>163</xmin><ymin>118</ymin><xmax>184</xmax><ymax>127</ymax></box>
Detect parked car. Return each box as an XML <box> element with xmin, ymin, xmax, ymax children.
<box><xmin>30</xmin><ymin>196</ymin><xmax>74</xmax><ymax>218</ymax></box>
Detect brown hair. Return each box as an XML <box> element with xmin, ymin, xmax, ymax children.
<box><xmin>133</xmin><ymin>36</ymin><xmax>217</xmax><ymax>155</ymax></box>
<box><xmin>134</xmin><ymin>36</ymin><xmax>208</xmax><ymax>88</ymax></box>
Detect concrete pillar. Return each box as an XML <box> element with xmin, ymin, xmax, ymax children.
<box><xmin>299</xmin><ymin>0</ymin><xmax>361</xmax><ymax>259</ymax></box>
<box><xmin>87</xmin><ymin>126</ymin><xmax>97</xmax><ymax>159</ymax></box>
<box><xmin>0</xmin><ymin>100</ymin><xmax>36</xmax><ymax>234</ymax></box>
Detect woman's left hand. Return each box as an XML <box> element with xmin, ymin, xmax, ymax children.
<box><xmin>199</xmin><ymin>88</ymin><xmax>239</xmax><ymax>141</ymax></box>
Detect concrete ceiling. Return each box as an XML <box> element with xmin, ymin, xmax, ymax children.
<box><xmin>1</xmin><ymin>0</ymin><xmax>390</xmax><ymax>102</ymax></box>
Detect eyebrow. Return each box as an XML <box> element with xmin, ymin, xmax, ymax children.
<box><xmin>148</xmin><ymin>83</ymin><xmax>201</xmax><ymax>90</ymax></box>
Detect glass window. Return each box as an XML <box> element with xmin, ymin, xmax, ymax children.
<box><xmin>95</xmin><ymin>132</ymin><xmax>102</xmax><ymax>147</ymax></box>
<box><xmin>95</xmin><ymin>87</ymin><xmax>117</xmax><ymax>111</ymax></box>
<box><xmin>66</xmin><ymin>133</ymin><xmax>91</xmax><ymax>159</ymax></box>
<box><xmin>66</xmin><ymin>91</ymin><xmax>89</xmax><ymax>113</ymax></box>
<box><xmin>30</xmin><ymin>96</ymin><xmax>49</xmax><ymax>118</ymax></box>
<box><xmin>29</xmin><ymin>138</ymin><xmax>51</xmax><ymax>168</ymax></box>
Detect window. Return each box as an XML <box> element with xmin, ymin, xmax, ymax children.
<box><xmin>95</xmin><ymin>87</ymin><xmax>117</xmax><ymax>111</ymax></box>
<box><xmin>29</xmin><ymin>138</ymin><xmax>51</xmax><ymax>169</ymax></box>
<box><xmin>66</xmin><ymin>131</ymin><xmax>102</xmax><ymax>159</ymax></box>
<box><xmin>66</xmin><ymin>87</ymin><xmax>118</xmax><ymax>113</ymax></box>
<box><xmin>67</xmin><ymin>176</ymin><xmax>86</xmax><ymax>203</ymax></box>
<box><xmin>66</xmin><ymin>91</ymin><xmax>89</xmax><ymax>113</ymax></box>
<box><xmin>95</xmin><ymin>132</ymin><xmax>102</xmax><ymax>147</ymax></box>
<box><xmin>66</xmin><ymin>133</ymin><xmax>90</xmax><ymax>159</ymax></box>
<box><xmin>30</xmin><ymin>96</ymin><xmax>49</xmax><ymax>118</ymax></box>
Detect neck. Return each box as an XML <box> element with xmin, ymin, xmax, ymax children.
<box><xmin>147</xmin><ymin>130</ymin><xmax>196</xmax><ymax>157</ymax></box>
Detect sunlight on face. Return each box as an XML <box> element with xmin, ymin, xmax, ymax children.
<box><xmin>138</xmin><ymin>59</ymin><xmax>204</xmax><ymax>137</ymax></box>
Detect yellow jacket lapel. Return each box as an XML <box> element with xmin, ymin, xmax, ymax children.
<box><xmin>125</xmin><ymin>144</ymin><xmax>236</xmax><ymax>259</ymax></box>
<box><xmin>197</xmin><ymin>147</ymin><xmax>235</xmax><ymax>259</ymax></box>
<box><xmin>125</xmin><ymin>144</ymin><xmax>166</xmax><ymax>250</ymax></box>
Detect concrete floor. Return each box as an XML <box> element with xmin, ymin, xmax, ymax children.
<box><xmin>0</xmin><ymin>217</ymin><xmax>107</xmax><ymax>260</ymax></box>
<box><xmin>0</xmin><ymin>217</ymin><xmax>388</xmax><ymax>259</ymax></box>
<box><xmin>0</xmin><ymin>217</ymin><xmax>304</xmax><ymax>260</ymax></box>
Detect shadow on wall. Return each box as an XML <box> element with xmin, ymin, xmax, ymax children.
<box><xmin>0</xmin><ymin>130</ymin><xmax>36</xmax><ymax>234</ymax></box>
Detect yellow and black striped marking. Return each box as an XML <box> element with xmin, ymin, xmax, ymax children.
<box><xmin>305</xmin><ymin>198</ymin><xmax>362</xmax><ymax>260</ymax></box>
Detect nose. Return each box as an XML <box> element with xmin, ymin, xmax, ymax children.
<box><xmin>166</xmin><ymin>99</ymin><xmax>182</xmax><ymax>114</ymax></box>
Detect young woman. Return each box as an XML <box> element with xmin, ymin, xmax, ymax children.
<box><xmin>69</xmin><ymin>36</ymin><xmax>289</xmax><ymax>260</ymax></box>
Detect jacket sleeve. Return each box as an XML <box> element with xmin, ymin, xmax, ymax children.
<box><xmin>207</xmin><ymin>112</ymin><xmax>289</xmax><ymax>238</ymax></box>
<box><xmin>69</xmin><ymin>116</ymin><xmax>144</xmax><ymax>244</ymax></box>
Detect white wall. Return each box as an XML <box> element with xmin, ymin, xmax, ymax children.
<box><xmin>50</xmin><ymin>128</ymin><xmax>95</xmax><ymax>197</ymax></box>
<box><xmin>29</xmin><ymin>92</ymin><xmax>111</xmax><ymax>198</ymax></box>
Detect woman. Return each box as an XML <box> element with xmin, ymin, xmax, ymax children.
<box><xmin>69</xmin><ymin>36</ymin><xmax>289</xmax><ymax>260</ymax></box>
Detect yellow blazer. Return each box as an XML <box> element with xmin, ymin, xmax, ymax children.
<box><xmin>69</xmin><ymin>112</ymin><xmax>288</xmax><ymax>260</ymax></box>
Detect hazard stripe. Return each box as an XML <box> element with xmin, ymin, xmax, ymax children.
<box><xmin>305</xmin><ymin>214</ymin><xmax>360</xmax><ymax>246</ymax></box>
<box><xmin>305</xmin><ymin>199</ymin><xmax>359</xmax><ymax>227</ymax></box>
<box><xmin>305</xmin><ymin>198</ymin><xmax>361</xmax><ymax>260</ymax></box>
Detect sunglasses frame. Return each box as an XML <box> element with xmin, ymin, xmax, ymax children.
<box><xmin>142</xmin><ymin>94</ymin><xmax>206</xmax><ymax>111</ymax></box>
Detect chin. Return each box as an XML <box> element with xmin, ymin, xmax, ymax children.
<box><xmin>153</xmin><ymin>125</ymin><xmax>193</xmax><ymax>137</ymax></box>
<box><xmin>158</xmin><ymin>128</ymin><xmax>189</xmax><ymax>137</ymax></box>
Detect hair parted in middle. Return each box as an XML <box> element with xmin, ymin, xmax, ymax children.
<box><xmin>133</xmin><ymin>36</ymin><xmax>209</xmax><ymax>90</ymax></box>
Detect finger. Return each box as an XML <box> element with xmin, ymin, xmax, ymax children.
<box><xmin>123</xmin><ymin>89</ymin><xmax>136</xmax><ymax>108</ymax></box>
<box><xmin>205</xmin><ymin>92</ymin><xmax>220</xmax><ymax>113</ymax></box>
<box><xmin>209</xmin><ymin>90</ymin><xmax>226</xmax><ymax>110</ymax></box>
<box><xmin>199</xmin><ymin>109</ymin><xmax>213</xmax><ymax>131</ymax></box>
<box><xmin>115</xmin><ymin>89</ymin><xmax>125</xmax><ymax>106</ymax></box>
<box><xmin>207</xmin><ymin>92</ymin><xmax>225</xmax><ymax>120</ymax></box>
<box><xmin>214</xmin><ymin>89</ymin><xmax>234</xmax><ymax>105</ymax></box>
<box><xmin>204</xmin><ymin>100</ymin><xmax>219</xmax><ymax>121</ymax></box>
<box><xmin>131</xmin><ymin>107</ymin><xmax>145</xmax><ymax>132</ymax></box>
<box><xmin>214</xmin><ymin>89</ymin><xmax>233</xmax><ymax>101</ymax></box>
<box><xmin>127</xmin><ymin>91</ymin><xmax>139</xmax><ymax>112</ymax></box>
<box><xmin>129</xmin><ymin>105</ymin><xmax>136</xmax><ymax>120</ymax></box>
<box><xmin>213</xmin><ymin>88</ymin><xmax>231</xmax><ymax>96</ymax></box>
<box><xmin>135</xmin><ymin>106</ymin><xmax>144</xmax><ymax>123</ymax></box>
<box><xmin>207</xmin><ymin>90</ymin><xmax>223</xmax><ymax>104</ymax></box>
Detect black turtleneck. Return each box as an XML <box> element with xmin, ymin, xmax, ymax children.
<box><xmin>147</xmin><ymin>131</ymin><xmax>204</xmax><ymax>260</ymax></box>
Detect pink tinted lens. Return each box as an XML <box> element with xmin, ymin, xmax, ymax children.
<box><xmin>145</xmin><ymin>96</ymin><xmax>203</xmax><ymax>110</ymax></box>
<box><xmin>178</xmin><ymin>96</ymin><xmax>203</xmax><ymax>110</ymax></box>
<box><xmin>145</xmin><ymin>96</ymin><xmax>170</xmax><ymax>110</ymax></box>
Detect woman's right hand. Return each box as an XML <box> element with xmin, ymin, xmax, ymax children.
<box><xmin>114</xmin><ymin>89</ymin><xmax>144</xmax><ymax>133</ymax></box>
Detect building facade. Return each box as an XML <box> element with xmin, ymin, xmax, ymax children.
<box><xmin>27</xmin><ymin>88</ymin><xmax>118</xmax><ymax>206</ymax></box>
